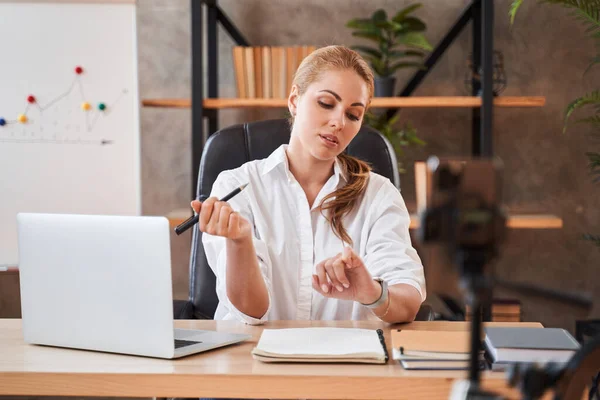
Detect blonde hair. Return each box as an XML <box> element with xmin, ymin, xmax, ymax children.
<box><xmin>290</xmin><ymin>45</ymin><xmax>374</xmax><ymax>246</ymax></box>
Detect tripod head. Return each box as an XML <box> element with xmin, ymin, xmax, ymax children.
<box><xmin>418</xmin><ymin>156</ymin><xmax>507</xmax><ymax>304</ymax></box>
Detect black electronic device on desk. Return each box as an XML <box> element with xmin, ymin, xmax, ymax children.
<box><xmin>416</xmin><ymin>156</ymin><xmax>598</xmax><ymax>400</ymax></box>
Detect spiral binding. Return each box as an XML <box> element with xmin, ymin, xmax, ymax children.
<box><xmin>377</xmin><ymin>329</ymin><xmax>389</xmax><ymax>362</ymax></box>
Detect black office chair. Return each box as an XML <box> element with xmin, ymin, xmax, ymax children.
<box><xmin>173</xmin><ymin>118</ymin><xmax>433</xmax><ymax>321</ymax></box>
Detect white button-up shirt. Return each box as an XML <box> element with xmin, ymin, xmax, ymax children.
<box><xmin>202</xmin><ymin>145</ymin><xmax>426</xmax><ymax>325</ymax></box>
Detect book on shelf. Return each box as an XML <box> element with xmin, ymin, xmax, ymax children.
<box><xmin>251</xmin><ymin>327</ymin><xmax>388</xmax><ymax>364</ymax></box>
<box><xmin>232</xmin><ymin>46</ymin><xmax>246</xmax><ymax>99</ymax></box>
<box><xmin>271</xmin><ymin>46</ymin><xmax>284</xmax><ymax>99</ymax></box>
<box><xmin>261</xmin><ymin>46</ymin><xmax>271</xmax><ymax>99</ymax></box>
<box><xmin>244</xmin><ymin>47</ymin><xmax>255</xmax><ymax>98</ymax></box>
<box><xmin>232</xmin><ymin>45</ymin><xmax>317</xmax><ymax>99</ymax></box>
<box><xmin>253</xmin><ymin>47</ymin><xmax>263</xmax><ymax>98</ymax></box>
<box><xmin>285</xmin><ymin>47</ymin><xmax>295</xmax><ymax>95</ymax></box>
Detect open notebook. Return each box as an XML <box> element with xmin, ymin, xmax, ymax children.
<box><xmin>252</xmin><ymin>328</ymin><xmax>389</xmax><ymax>364</ymax></box>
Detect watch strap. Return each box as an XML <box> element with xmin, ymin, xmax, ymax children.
<box><xmin>361</xmin><ymin>278</ymin><xmax>388</xmax><ymax>309</ymax></box>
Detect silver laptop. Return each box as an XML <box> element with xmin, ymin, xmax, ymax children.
<box><xmin>16</xmin><ymin>212</ymin><xmax>251</xmax><ymax>359</ymax></box>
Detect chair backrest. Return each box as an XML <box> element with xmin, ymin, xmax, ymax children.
<box><xmin>189</xmin><ymin>118</ymin><xmax>399</xmax><ymax>319</ymax></box>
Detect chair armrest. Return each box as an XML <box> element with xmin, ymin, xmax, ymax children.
<box><xmin>173</xmin><ymin>299</ymin><xmax>194</xmax><ymax>319</ymax></box>
<box><xmin>415</xmin><ymin>304</ymin><xmax>435</xmax><ymax>321</ymax></box>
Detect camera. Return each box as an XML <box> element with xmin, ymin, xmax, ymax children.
<box><xmin>418</xmin><ymin>156</ymin><xmax>507</xmax><ymax>254</ymax></box>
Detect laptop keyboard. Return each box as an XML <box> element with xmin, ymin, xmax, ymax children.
<box><xmin>174</xmin><ymin>339</ymin><xmax>202</xmax><ymax>349</ymax></box>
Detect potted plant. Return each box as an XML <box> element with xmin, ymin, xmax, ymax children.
<box><xmin>363</xmin><ymin>112</ymin><xmax>426</xmax><ymax>173</ymax></box>
<box><xmin>346</xmin><ymin>4</ymin><xmax>433</xmax><ymax>97</ymax></box>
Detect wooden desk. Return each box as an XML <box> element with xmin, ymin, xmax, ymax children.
<box><xmin>0</xmin><ymin>319</ymin><xmax>543</xmax><ymax>399</ymax></box>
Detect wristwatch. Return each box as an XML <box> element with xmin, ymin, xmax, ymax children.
<box><xmin>361</xmin><ymin>278</ymin><xmax>388</xmax><ymax>309</ymax></box>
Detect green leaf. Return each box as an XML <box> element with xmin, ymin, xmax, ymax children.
<box><xmin>379</xmin><ymin>40</ymin><xmax>390</xmax><ymax>54</ymax></box>
<box><xmin>389</xmin><ymin>61</ymin><xmax>426</xmax><ymax>73</ymax></box>
<box><xmin>541</xmin><ymin>0</ymin><xmax>600</xmax><ymax>42</ymax></box>
<box><xmin>348</xmin><ymin>24</ymin><xmax>383</xmax><ymax>37</ymax></box>
<box><xmin>410</xmin><ymin>136</ymin><xmax>427</xmax><ymax>146</ymax></box>
<box><xmin>393</xmin><ymin>3</ymin><xmax>422</xmax><ymax>23</ymax></box>
<box><xmin>346</xmin><ymin>18</ymin><xmax>377</xmax><ymax>30</ymax></box>
<box><xmin>572</xmin><ymin>5</ymin><xmax>600</xmax><ymax>30</ymax></box>
<box><xmin>370</xmin><ymin>58</ymin><xmax>387</xmax><ymax>76</ymax></box>
<box><xmin>363</xmin><ymin>113</ymin><xmax>426</xmax><ymax>168</ymax></box>
<box><xmin>584</xmin><ymin>54</ymin><xmax>600</xmax><ymax>75</ymax></box>
<box><xmin>399</xmin><ymin>17</ymin><xmax>427</xmax><ymax>32</ymax></box>
<box><xmin>388</xmin><ymin>50</ymin><xmax>426</xmax><ymax>60</ymax></box>
<box><xmin>564</xmin><ymin>90</ymin><xmax>600</xmax><ymax>132</ymax></box>
<box><xmin>404</xmin><ymin>49</ymin><xmax>427</xmax><ymax>57</ymax></box>
<box><xmin>509</xmin><ymin>0</ymin><xmax>525</xmax><ymax>25</ymax></box>
<box><xmin>374</xmin><ymin>20</ymin><xmax>395</xmax><ymax>30</ymax></box>
<box><xmin>397</xmin><ymin>32</ymin><xmax>433</xmax><ymax>51</ymax></box>
<box><xmin>351</xmin><ymin>31</ymin><xmax>383</xmax><ymax>43</ymax></box>
<box><xmin>390</xmin><ymin>21</ymin><xmax>404</xmax><ymax>31</ymax></box>
<box><xmin>574</xmin><ymin>114</ymin><xmax>600</xmax><ymax>128</ymax></box>
<box><xmin>587</xmin><ymin>151</ymin><xmax>600</xmax><ymax>181</ymax></box>
<box><xmin>372</xmin><ymin>9</ymin><xmax>388</xmax><ymax>22</ymax></box>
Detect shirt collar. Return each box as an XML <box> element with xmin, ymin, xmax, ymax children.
<box><xmin>333</xmin><ymin>155</ymin><xmax>348</xmax><ymax>183</ymax></box>
<box><xmin>261</xmin><ymin>144</ymin><xmax>348</xmax><ymax>183</ymax></box>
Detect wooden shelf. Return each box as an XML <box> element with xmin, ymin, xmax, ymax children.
<box><xmin>411</xmin><ymin>214</ymin><xmax>563</xmax><ymax>230</ymax></box>
<box><xmin>142</xmin><ymin>96</ymin><xmax>546</xmax><ymax>109</ymax></box>
<box><xmin>142</xmin><ymin>99</ymin><xmax>192</xmax><ymax>108</ymax></box>
<box><xmin>166</xmin><ymin>209</ymin><xmax>562</xmax><ymax>231</ymax></box>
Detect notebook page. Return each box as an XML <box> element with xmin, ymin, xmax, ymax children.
<box><xmin>256</xmin><ymin>328</ymin><xmax>383</xmax><ymax>356</ymax></box>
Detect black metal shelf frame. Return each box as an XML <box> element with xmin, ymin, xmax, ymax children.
<box><xmin>191</xmin><ymin>0</ymin><xmax>494</xmax><ymax>192</ymax></box>
<box><xmin>190</xmin><ymin>0</ymin><xmax>496</xmax><ymax>321</ymax></box>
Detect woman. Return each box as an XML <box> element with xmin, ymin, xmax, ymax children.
<box><xmin>192</xmin><ymin>45</ymin><xmax>426</xmax><ymax>325</ymax></box>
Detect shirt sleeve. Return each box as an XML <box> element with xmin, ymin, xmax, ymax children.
<box><xmin>362</xmin><ymin>180</ymin><xmax>427</xmax><ymax>302</ymax></box>
<box><xmin>201</xmin><ymin>170</ymin><xmax>274</xmax><ymax>325</ymax></box>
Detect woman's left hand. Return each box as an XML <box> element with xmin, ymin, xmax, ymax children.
<box><xmin>312</xmin><ymin>247</ymin><xmax>382</xmax><ymax>304</ymax></box>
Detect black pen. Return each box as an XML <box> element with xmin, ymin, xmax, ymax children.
<box><xmin>174</xmin><ymin>183</ymin><xmax>249</xmax><ymax>235</ymax></box>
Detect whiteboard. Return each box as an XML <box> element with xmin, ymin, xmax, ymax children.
<box><xmin>0</xmin><ymin>0</ymin><xmax>140</xmax><ymax>266</ymax></box>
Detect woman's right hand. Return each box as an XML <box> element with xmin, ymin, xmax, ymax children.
<box><xmin>191</xmin><ymin>197</ymin><xmax>252</xmax><ymax>242</ymax></box>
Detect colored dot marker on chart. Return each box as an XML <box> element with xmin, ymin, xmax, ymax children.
<box><xmin>81</xmin><ymin>102</ymin><xmax>91</xmax><ymax>111</ymax></box>
<box><xmin>18</xmin><ymin>114</ymin><xmax>28</xmax><ymax>123</ymax></box>
<box><xmin>0</xmin><ymin>118</ymin><xmax>6</xmax><ymax>126</ymax></box>
<box><xmin>27</xmin><ymin>95</ymin><xmax>36</xmax><ymax>104</ymax></box>
<box><xmin>75</xmin><ymin>66</ymin><xmax>84</xmax><ymax>75</ymax></box>
<box><xmin>98</xmin><ymin>103</ymin><xmax>106</xmax><ymax>111</ymax></box>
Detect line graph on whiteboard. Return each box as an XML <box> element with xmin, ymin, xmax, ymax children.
<box><xmin>0</xmin><ymin>66</ymin><xmax>128</xmax><ymax>146</ymax></box>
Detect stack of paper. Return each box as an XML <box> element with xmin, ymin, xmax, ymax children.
<box><xmin>391</xmin><ymin>330</ymin><xmax>485</xmax><ymax>370</ymax></box>
<box><xmin>252</xmin><ymin>327</ymin><xmax>388</xmax><ymax>364</ymax></box>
